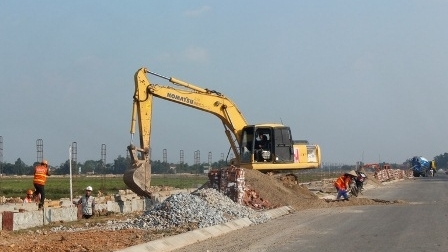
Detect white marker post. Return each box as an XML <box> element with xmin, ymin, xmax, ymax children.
<box><xmin>69</xmin><ymin>145</ymin><xmax>73</xmax><ymax>204</ymax></box>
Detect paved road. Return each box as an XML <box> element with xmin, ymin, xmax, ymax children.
<box><xmin>173</xmin><ymin>173</ymin><xmax>448</xmax><ymax>252</ymax></box>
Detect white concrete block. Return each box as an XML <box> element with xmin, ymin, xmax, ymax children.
<box><xmin>13</xmin><ymin>211</ymin><xmax>43</xmax><ymax>231</ymax></box>
<box><xmin>44</xmin><ymin>207</ymin><xmax>77</xmax><ymax>224</ymax></box>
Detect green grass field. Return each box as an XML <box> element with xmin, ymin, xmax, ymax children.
<box><xmin>0</xmin><ymin>169</ymin><xmax>342</xmax><ymax>200</ymax></box>
<box><xmin>0</xmin><ymin>174</ymin><xmax>208</xmax><ymax>199</ymax></box>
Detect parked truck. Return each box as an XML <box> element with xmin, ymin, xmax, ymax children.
<box><xmin>411</xmin><ymin>156</ymin><xmax>436</xmax><ymax>177</ymax></box>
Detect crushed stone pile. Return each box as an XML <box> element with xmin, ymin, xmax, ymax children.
<box><xmin>50</xmin><ymin>188</ymin><xmax>269</xmax><ymax>233</ymax></box>
<box><xmin>127</xmin><ymin>188</ymin><xmax>269</xmax><ymax>230</ymax></box>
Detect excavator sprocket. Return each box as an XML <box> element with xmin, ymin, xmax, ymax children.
<box><xmin>123</xmin><ymin>162</ymin><xmax>152</xmax><ymax>198</ymax></box>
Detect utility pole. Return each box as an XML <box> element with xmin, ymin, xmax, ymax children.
<box><xmin>69</xmin><ymin>145</ymin><xmax>73</xmax><ymax>203</ymax></box>
<box><xmin>208</xmin><ymin>152</ymin><xmax>212</xmax><ymax>166</ymax></box>
<box><xmin>36</xmin><ymin>139</ymin><xmax>43</xmax><ymax>163</ymax></box>
<box><xmin>72</xmin><ymin>142</ymin><xmax>77</xmax><ymax>175</ymax></box>
<box><xmin>101</xmin><ymin>144</ymin><xmax>106</xmax><ymax>189</ymax></box>
<box><xmin>180</xmin><ymin>150</ymin><xmax>184</xmax><ymax>164</ymax></box>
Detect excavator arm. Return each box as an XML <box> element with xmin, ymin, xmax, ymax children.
<box><xmin>124</xmin><ymin>68</ymin><xmax>248</xmax><ymax>197</ymax></box>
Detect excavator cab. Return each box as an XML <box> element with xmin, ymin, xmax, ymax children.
<box><xmin>240</xmin><ymin>125</ymin><xmax>294</xmax><ymax>164</ymax></box>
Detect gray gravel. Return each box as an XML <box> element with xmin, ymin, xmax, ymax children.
<box><xmin>49</xmin><ymin>188</ymin><xmax>269</xmax><ymax>233</ymax></box>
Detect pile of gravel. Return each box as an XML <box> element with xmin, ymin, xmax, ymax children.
<box><xmin>50</xmin><ymin>188</ymin><xmax>269</xmax><ymax>233</ymax></box>
<box><xmin>193</xmin><ymin>188</ymin><xmax>269</xmax><ymax>224</ymax></box>
<box><xmin>122</xmin><ymin>188</ymin><xmax>269</xmax><ymax>230</ymax></box>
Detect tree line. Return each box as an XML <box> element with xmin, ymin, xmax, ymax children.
<box><xmin>0</xmin><ymin>156</ymin><xmax>229</xmax><ymax>176</ymax></box>
<box><xmin>433</xmin><ymin>153</ymin><xmax>448</xmax><ymax>169</ymax></box>
<box><xmin>1</xmin><ymin>152</ymin><xmax>447</xmax><ymax>176</ymax></box>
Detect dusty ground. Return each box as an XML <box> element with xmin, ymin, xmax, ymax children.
<box><xmin>0</xmin><ymin>169</ymin><xmax>403</xmax><ymax>252</ymax></box>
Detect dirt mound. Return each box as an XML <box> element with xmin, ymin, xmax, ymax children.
<box><xmin>243</xmin><ymin>169</ymin><xmax>404</xmax><ymax>211</ymax></box>
<box><xmin>243</xmin><ymin>169</ymin><xmax>321</xmax><ymax>209</ymax></box>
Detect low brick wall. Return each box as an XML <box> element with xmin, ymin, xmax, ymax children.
<box><xmin>374</xmin><ymin>169</ymin><xmax>411</xmax><ymax>182</ymax></box>
<box><xmin>0</xmin><ymin>188</ymin><xmax>196</xmax><ymax>231</ymax></box>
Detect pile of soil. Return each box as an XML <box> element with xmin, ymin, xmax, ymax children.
<box><xmin>243</xmin><ymin>168</ymin><xmax>402</xmax><ymax>210</ymax></box>
<box><xmin>243</xmin><ymin>168</ymin><xmax>323</xmax><ymax>209</ymax></box>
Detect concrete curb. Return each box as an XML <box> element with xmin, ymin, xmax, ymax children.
<box><xmin>116</xmin><ymin>206</ymin><xmax>293</xmax><ymax>252</ymax></box>
<box><xmin>264</xmin><ymin>205</ymin><xmax>294</xmax><ymax>219</ymax></box>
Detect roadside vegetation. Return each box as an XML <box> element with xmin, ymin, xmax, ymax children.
<box><xmin>0</xmin><ymin>174</ymin><xmax>208</xmax><ymax>199</ymax></box>
<box><xmin>0</xmin><ymin>166</ymin><xmax>357</xmax><ymax>199</ymax></box>
<box><xmin>3</xmin><ymin>151</ymin><xmax>447</xmax><ymax>199</ymax></box>
<box><xmin>0</xmin><ymin>157</ymin><xmax>230</xmax><ymax>176</ymax></box>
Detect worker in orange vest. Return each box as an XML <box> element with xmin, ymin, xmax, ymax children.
<box><xmin>23</xmin><ymin>189</ymin><xmax>35</xmax><ymax>203</ymax></box>
<box><xmin>334</xmin><ymin>170</ymin><xmax>357</xmax><ymax>201</ymax></box>
<box><xmin>33</xmin><ymin>160</ymin><xmax>50</xmax><ymax>209</ymax></box>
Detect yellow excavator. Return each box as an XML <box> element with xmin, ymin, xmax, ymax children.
<box><xmin>124</xmin><ymin>67</ymin><xmax>321</xmax><ymax>197</ymax></box>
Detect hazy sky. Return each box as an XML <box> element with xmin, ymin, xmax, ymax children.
<box><xmin>1</xmin><ymin>1</ymin><xmax>447</xmax><ymax>167</ymax></box>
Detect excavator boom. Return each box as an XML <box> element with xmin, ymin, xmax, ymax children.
<box><xmin>123</xmin><ymin>68</ymin><xmax>248</xmax><ymax>196</ymax></box>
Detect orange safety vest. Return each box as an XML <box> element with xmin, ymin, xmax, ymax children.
<box><xmin>33</xmin><ymin>165</ymin><xmax>48</xmax><ymax>185</ymax></box>
<box><xmin>334</xmin><ymin>175</ymin><xmax>350</xmax><ymax>190</ymax></box>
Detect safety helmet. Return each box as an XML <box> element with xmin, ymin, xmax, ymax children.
<box><xmin>41</xmin><ymin>160</ymin><xmax>48</xmax><ymax>166</ymax></box>
<box><xmin>86</xmin><ymin>186</ymin><xmax>93</xmax><ymax>191</ymax></box>
<box><xmin>26</xmin><ymin>189</ymin><xmax>34</xmax><ymax>195</ymax></box>
<box><xmin>346</xmin><ymin>170</ymin><xmax>358</xmax><ymax>177</ymax></box>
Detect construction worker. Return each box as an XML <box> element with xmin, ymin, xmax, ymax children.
<box><xmin>334</xmin><ymin>170</ymin><xmax>357</xmax><ymax>201</ymax></box>
<box><xmin>431</xmin><ymin>160</ymin><xmax>437</xmax><ymax>177</ymax></box>
<box><xmin>254</xmin><ymin>131</ymin><xmax>268</xmax><ymax>161</ymax></box>
<box><xmin>76</xmin><ymin>186</ymin><xmax>96</xmax><ymax>219</ymax></box>
<box><xmin>33</xmin><ymin>160</ymin><xmax>50</xmax><ymax>209</ymax></box>
<box><xmin>23</xmin><ymin>189</ymin><xmax>34</xmax><ymax>203</ymax></box>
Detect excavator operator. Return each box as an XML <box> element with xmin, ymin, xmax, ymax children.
<box><xmin>255</xmin><ymin>132</ymin><xmax>268</xmax><ymax>161</ymax></box>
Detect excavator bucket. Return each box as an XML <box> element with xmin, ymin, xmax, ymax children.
<box><xmin>123</xmin><ymin>162</ymin><xmax>152</xmax><ymax>198</ymax></box>
<box><xmin>123</xmin><ymin>145</ymin><xmax>152</xmax><ymax>197</ymax></box>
